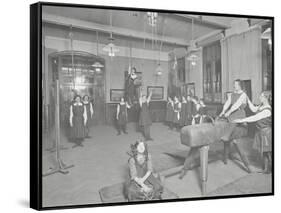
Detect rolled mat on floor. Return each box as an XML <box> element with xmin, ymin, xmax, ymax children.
<box><xmin>99</xmin><ymin>182</ymin><xmax>179</xmax><ymax>203</ymax></box>
<box><xmin>180</xmin><ymin>121</ymin><xmax>238</xmax><ymax>147</ymax></box>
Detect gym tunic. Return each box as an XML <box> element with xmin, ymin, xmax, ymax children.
<box><xmin>165</xmin><ymin>102</ymin><xmax>174</xmax><ymax>122</ymax></box>
<box><xmin>221</xmin><ymin>92</ymin><xmax>248</xmax><ymax>141</ymax></box>
<box><xmin>253</xmin><ymin>107</ymin><xmax>272</xmax><ymax>155</ymax></box>
<box><xmin>139</xmin><ymin>102</ymin><xmax>152</xmax><ymax>126</ymax></box>
<box><xmin>71</xmin><ymin>103</ymin><xmax>85</xmax><ymax>139</ymax></box>
<box><xmin>117</xmin><ymin>103</ymin><xmax>128</xmax><ymax>125</ymax></box>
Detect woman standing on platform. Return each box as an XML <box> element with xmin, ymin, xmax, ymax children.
<box><xmin>233</xmin><ymin>91</ymin><xmax>272</xmax><ymax>173</ymax></box>
<box><xmin>82</xmin><ymin>95</ymin><xmax>94</xmax><ymax>138</ymax></box>
<box><xmin>69</xmin><ymin>95</ymin><xmax>87</xmax><ymax>147</ymax></box>
<box><xmin>173</xmin><ymin>96</ymin><xmax>182</xmax><ymax>130</ymax></box>
<box><xmin>165</xmin><ymin>97</ymin><xmax>174</xmax><ymax>130</ymax></box>
<box><xmin>116</xmin><ymin>97</ymin><xmax>131</xmax><ymax>135</ymax></box>
<box><xmin>139</xmin><ymin>91</ymin><xmax>153</xmax><ymax>141</ymax></box>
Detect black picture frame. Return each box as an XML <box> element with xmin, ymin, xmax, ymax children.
<box><xmin>110</xmin><ymin>89</ymin><xmax>125</xmax><ymax>102</ymax></box>
<box><xmin>30</xmin><ymin>1</ymin><xmax>274</xmax><ymax>211</ymax></box>
<box><xmin>147</xmin><ymin>86</ymin><xmax>164</xmax><ymax>100</ymax></box>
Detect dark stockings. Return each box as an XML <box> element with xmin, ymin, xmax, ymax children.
<box><xmin>263</xmin><ymin>152</ymin><xmax>272</xmax><ymax>173</ymax></box>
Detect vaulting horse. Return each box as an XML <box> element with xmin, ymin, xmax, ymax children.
<box><xmin>180</xmin><ymin>117</ymin><xmax>251</xmax><ymax>195</ymax></box>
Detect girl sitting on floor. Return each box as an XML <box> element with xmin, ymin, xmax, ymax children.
<box><xmin>125</xmin><ymin>140</ymin><xmax>164</xmax><ymax>201</ymax></box>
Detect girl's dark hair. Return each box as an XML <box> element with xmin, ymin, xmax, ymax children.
<box><xmin>130</xmin><ymin>140</ymin><xmax>148</xmax><ymax>159</ymax></box>
<box><xmin>131</xmin><ymin>67</ymin><xmax>137</xmax><ymax>73</ymax></box>
<box><xmin>193</xmin><ymin>96</ymin><xmax>199</xmax><ymax>101</ymax></box>
<box><xmin>82</xmin><ymin>95</ymin><xmax>89</xmax><ymax>101</ymax></box>
<box><xmin>73</xmin><ymin>95</ymin><xmax>82</xmax><ymax>101</ymax></box>
<box><xmin>234</xmin><ymin>79</ymin><xmax>243</xmax><ymax>89</ymax></box>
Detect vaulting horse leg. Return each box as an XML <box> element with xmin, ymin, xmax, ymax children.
<box><xmin>199</xmin><ymin>145</ymin><xmax>209</xmax><ymax>195</ymax></box>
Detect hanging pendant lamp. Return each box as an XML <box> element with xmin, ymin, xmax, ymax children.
<box><xmin>102</xmin><ymin>11</ymin><xmax>119</xmax><ymax>57</ymax></box>
<box><xmin>187</xmin><ymin>18</ymin><xmax>200</xmax><ymax>65</ymax></box>
<box><xmin>92</xmin><ymin>30</ymin><xmax>104</xmax><ymax>71</ymax></box>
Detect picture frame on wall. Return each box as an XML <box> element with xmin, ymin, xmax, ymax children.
<box><xmin>147</xmin><ymin>86</ymin><xmax>164</xmax><ymax>100</ymax></box>
<box><xmin>110</xmin><ymin>89</ymin><xmax>125</xmax><ymax>102</ymax></box>
<box><xmin>30</xmin><ymin>1</ymin><xmax>274</xmax><ymax>211</ymax></box>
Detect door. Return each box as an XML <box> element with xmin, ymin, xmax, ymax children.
<box><xmin>49</xmin><ymin>51</ymin><xmax>106</xmax><ymax>129</ymax></box>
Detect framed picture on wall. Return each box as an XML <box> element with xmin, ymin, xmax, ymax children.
<box><xmin>147</xmin><ymin>86</ymin><xmax>164</xmax><ymax>100</ymax></box>
<box><xmin>31</xmin><ymin>1</ymin><xmax>274</xmax><ymax>211</ymax></box>
<box><xmin>110</xmin><ymin>89</ymin><xmax>125</xmax><ymax>102</ymax></box>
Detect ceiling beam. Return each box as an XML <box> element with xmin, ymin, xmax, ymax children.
<box><xmin>42</xmin><ymin>13</ymin><xmax>189</xmax><ymax>46</ymax></box>
<box><xmin>171</xmin><ymin>14</ymin><xmax>229</xmax><ymax>29</ymax></box>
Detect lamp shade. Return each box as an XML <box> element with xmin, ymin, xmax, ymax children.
<box><xmin>92</xmin><ymin>61</ymin><xmax>104</xmax><ymax>68</ymax></box>
<box><xmin>102</xmin><ymin>42</ymin><xmax>120</xmax><ymax>56</ymax></box>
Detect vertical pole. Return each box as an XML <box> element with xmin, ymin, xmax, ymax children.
<box><xmin>55</xmin><ymin>79</ymin><xmax>61</xmax><ymax>161</ymax></box>
<box><xmin>200</xmin><ymin>145</ymin><xmax>209</xmax><ymax>195</ymax></box>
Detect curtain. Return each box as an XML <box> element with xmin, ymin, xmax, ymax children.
<box><xmin>221</xmin><ymin>27</ymin><xmax>262</xmax><ymax>103</ymax></box>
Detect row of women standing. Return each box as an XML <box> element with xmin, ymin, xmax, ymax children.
<box><xmin>165</xmin><ymin>95</ymin><xmax>208</xmax><ymax>130</ymax></box>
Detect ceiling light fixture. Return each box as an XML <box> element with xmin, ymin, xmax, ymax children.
<box><xmin>186</xmin><ymin>18</ymin><xmax>200</xmax><ymax>65</ymax></box>
<box><xmin>102</xmin><ymin>11</ymin><xmax>119</xmax><ymax>57</ymax></box>
<box><xmin>92</xmin><ymin>31</ymin><xmax>104</xmax><ymax>69</ymax></box>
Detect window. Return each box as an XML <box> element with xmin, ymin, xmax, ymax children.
<box><xmin>203</xmin><ymin>41</ymin><xmax>222</xmax><ymax>103</ymax></box>
<box><xmin>262</xmin><ymin>24</ymin><xmax>272</xmax><ymax>91</ymax></box>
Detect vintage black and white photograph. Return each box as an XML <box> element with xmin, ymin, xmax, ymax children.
<box><xmin>37</xmin><ymin>2</ymin><xmax>273</xmax><ymax>209</ymax></box>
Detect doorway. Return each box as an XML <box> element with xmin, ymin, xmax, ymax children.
<box><xmin>47</xmin><ymin>51</ymin><xmax>106</xmax><ymax>137</ymax></box>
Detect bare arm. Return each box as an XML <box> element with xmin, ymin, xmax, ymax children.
<box><xmin>234</xmin><ymin>109</ymin><xmax>271</xmax><ymax>123</ymax></box>
<box><xmin>69</xmin><ymin>105</ymin><xmax>73</xmax><ymax>126</ymax></box>
<box><xmin>116</xmin><ymin>104</ymin><xmax>120</xmax><ymax>119</ymax></box>
<box><xmin>126</xmin><ymin>102</ymin><xmax>131</xmax><ymax>109</ymax></box>
<box><xmin>220</xmin><ymin>95</ymin><xmax>231</xmax><ymax>116</ymax></box>
<box><xmin>83</xmin><ymin>105</ymin><xmax>87</xmax><ymax>125</ymax></box>
<box><xmin>147</xmin><ymin>91</ymin><xmax>153</xmax><ymax>103</ymax></box>
<box><xmin>247</xmin><ymin>98</ymin><xmax>259</xmax><ymax>113</ymax></box>
<box><xmin>139</xmin><ymin>92</ymin><xmax>143</xmax><ymax>107</ymax></box>
<box><xmin>90</xmin><ymin>102</ymin><xmax>94</xmax><ymax>117</ymax></box>
<box><xmin>226</xmin><ymin>93</ymin><xmax>247</xmax><ymax>116</ymax></box>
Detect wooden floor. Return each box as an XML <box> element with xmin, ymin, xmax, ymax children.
<box><xmin>42</xmin><ymin>123</ymin><xmax>272</xmax><ymax>207</ymax></box>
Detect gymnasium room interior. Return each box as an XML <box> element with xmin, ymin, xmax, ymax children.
<box><xmin>41</xmin><ymin>5</ymin><xmax>273</xmax><ymax>207</ymax></box>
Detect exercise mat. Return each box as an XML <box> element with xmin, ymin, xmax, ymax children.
<box><xmin>99</xmin><ymin>182</ymin><xmax>179</xmax><ymax>203</ymax></box>
<box><xmin>99</xmin><ymin>153</ymin><xmax>182</xmax><ymax>203</ymax></box>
